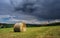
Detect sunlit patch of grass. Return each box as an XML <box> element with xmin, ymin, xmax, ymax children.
<box><xmin>43</xmin><ymin>27</ymin><xmax>60</xmax><ymax>38</ymax></box>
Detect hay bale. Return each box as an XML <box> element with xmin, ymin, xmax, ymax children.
<box><xmin>14</xmin><ymin>22</ymin><xmax>26</xmax><ymax>32</ymax></box>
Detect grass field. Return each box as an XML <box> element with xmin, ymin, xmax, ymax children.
<box><xmin>0</xmin><ymin>25</ymin><xmax>60</xmax><ymax>38</ymax></box>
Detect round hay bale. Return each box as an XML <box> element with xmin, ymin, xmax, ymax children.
<box><xmin>14</xmin><ymin>22</ymin><xmax>26</xmax><ymax>32</ymax></box>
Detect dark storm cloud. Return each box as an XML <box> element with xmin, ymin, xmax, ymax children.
<box><xmin>11</xmin><ymin>0</ymin><xmax>60</xmax><ymax>19</ymax></box>
<box><xmin>0</xmin><ymin>0</ymin><xmax>60</xmax><ymax>22</ymax></box>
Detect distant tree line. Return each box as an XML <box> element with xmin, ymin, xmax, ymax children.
<box><xmin>0</xmin><ymin>22</ymin><xmax>60</xmax><ymax>28</ymax></box>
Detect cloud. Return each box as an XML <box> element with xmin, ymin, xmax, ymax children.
<box><xmin>1</xmin><ymin>0</ymin><xmax>60</xmax><ymax>19</ymax></box>
<box><xmin>0</xmin><ymin>15</ymin><xmax>41</xmax><ymax>24</ymax></box>
<box><xmin>12</xmin><ymin>0</ymin><xmax>60</xmax><ymax>19</ymax></box>
<box><xmin>0</xmin><ymin>0</ymin><xmax>60</xmax><ymax>24</ymax></box>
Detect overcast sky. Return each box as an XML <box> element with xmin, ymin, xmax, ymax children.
<box><xmin>0</xmin><ymin>0</ymin><xmax>60</xmax><ymax>24</ymax></box>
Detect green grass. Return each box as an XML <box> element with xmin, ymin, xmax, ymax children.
<box><xmin>0</xmin><ymin>26</ymin><xmax>60</xmax><ymax>38</ymax></box>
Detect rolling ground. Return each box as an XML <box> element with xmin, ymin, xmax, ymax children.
<box><xmin>0</xmin><ymin>25</ymin><xmax>60</xmax><ymax>38</ymax></box>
